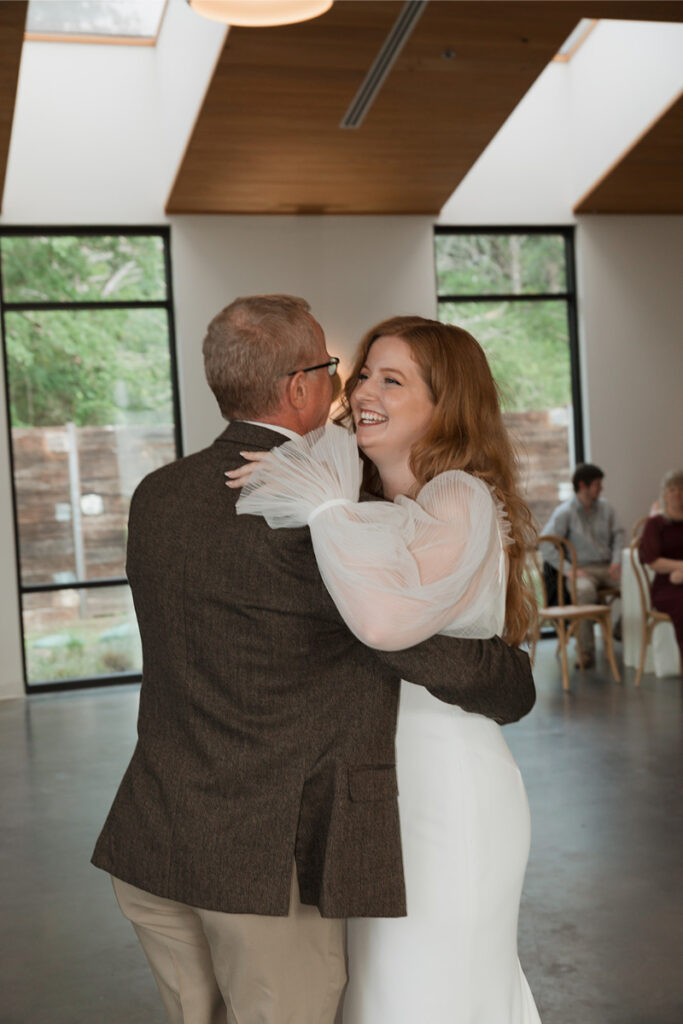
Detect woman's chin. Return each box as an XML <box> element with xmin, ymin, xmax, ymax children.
<box><xmin>355</xmin><ymin>428</ymin><xmax>381</xmax><ymax>452</ymax></box>
<box><xmin>355</xmin><ymin>432</ymin><xmax>379</xmax><ymax>458</ymax></box>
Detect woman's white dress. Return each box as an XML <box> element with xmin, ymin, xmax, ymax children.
<box><xmin>237</xmin><ymin>425</ymin><xmax>541</xmax><ymax>1024</ymax></box>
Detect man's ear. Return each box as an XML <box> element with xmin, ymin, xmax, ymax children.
<box><xmin>285</xmin><ymin>371</ymin><xmax>308</xmax><ymax>410</ymax></box>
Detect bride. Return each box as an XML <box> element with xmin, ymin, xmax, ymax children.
<box><xmin>230</xmin><ymin>315</ymin><xmax>541</xmax><ymax>1023</ymax></box>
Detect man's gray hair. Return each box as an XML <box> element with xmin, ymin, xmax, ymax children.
<box><xmin>203</xmin><ymin>294</ymin><xmax>322</xmax><ymax>420</ymax></box>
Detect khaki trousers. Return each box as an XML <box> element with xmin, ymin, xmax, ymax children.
<box><xmin>574</xmin><ymin>563</ymin><xmax>620</xmax><ymax>655</ymax></box>
<box><xmin>112</xmin><ymin>866</ymin><xmax>346</xmax><ymax>1024</ymax></box>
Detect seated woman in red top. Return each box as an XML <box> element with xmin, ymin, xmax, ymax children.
<box><xmin>639</xmin><ymin>469</ymin><xmax>683</xmax><ymax>660</ymax></box>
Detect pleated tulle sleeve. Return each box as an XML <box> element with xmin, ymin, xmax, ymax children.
<box><xmin>236</xmin><ymin>424</ymin><xmax>508</xmax><ymax>650</ymax></box>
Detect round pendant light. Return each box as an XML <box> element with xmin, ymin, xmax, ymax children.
<box><xmin>186</xmin><ymin>1</ymin><xmax>333</xmax><ymax>27</ymax></box>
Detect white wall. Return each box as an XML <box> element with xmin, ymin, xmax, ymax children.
<box><xmin>170</xmin><ymin>216</ymin><xmax>436</xmax><ymax>451</ymax></box>
<box><xmin>0</xmin><ymin>371</ymin><xmax>24</xmax><ymax>698</ymax></box>
<box><xmin>576</xmin><ymin>216</ymin><xmax>683</xmax><ymax>532</ymax></box>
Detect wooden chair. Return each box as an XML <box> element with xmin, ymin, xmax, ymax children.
<box><xmin>629</xmin><ymin>520</ymin><xmax>674</xmax><ymax>687</ymax></box>
<box><xmin>528</xmin><ymin>534</ymin><xmax>621</xmax><ymax>692</ymax></box>
<box><xmin>631</xmin><ymin>515</ymin><xmax>649</xmax><ymax>541</ymax></box>
<box><xmin>597</xmin><ymin>584</ymin><xmax>621</xmax><ymax>604</ymax></box>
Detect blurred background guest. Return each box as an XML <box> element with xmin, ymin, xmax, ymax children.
<box><xmin>639</xmin><ymin>469</ymin><xmax>683</xmax><ymax>660</ymax></box>
<box><xmin>540</xmin><ymin>463</ymin><xmax>622</xmax><ymax>668</ymax></box>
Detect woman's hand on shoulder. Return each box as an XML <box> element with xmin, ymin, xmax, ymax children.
<box><xmin>225</xmin><ymin>450</ymin><xmax>269</xmax><ymax>489</ymax></box>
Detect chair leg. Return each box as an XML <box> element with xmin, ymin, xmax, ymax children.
<box><xmin>599</xmin><ymin>613</ymin><xmax>621</xmax><ymax>683</ymax></box>
<box><xmin>634</xmin><ymin>620</ymin><xmax>653</xmax><ymax>688</ymax></box>
<box><xmin>567</xmin><ymin>620</ymin><xmax>582</xmax><ymax>666</ymax></box>
<box><xmin>556</xmin><ymin>620</ymin><xmax>571</xmax><ymax>691</ymax></box>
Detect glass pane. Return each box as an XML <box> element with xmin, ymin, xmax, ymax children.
<box><xmin>6</xmin><ymin>308</ymin><xmax>177</xmax><ymax>584</ymax></box>
<box><xmin>23</xmin><ymin>586</ymin><xmax>141</xmax><ymax>687</ymax></box>
<box><xmin>439</xmin><ymin>300</ymin><xmax>573</xmax><ymax>527</ymax></box>
<box><xmin>1</xmin><ymin>235</ymin><xmax>166</xmax><ymax>303</ymax></box>
<box><xmin>435</xmin><ymin>234</ymin><xmax>567</xmax><ymax>296</ymax></box>
<box><xmin>26</xmin><ymin>1</ymin><xmax>166</xmax><ymax>39</ymax></box>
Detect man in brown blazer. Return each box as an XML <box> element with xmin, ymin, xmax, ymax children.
<box><xmin>92</xmin><ymin>295</ymin><xmax>535</xmax><ymax>1024</ymax></box>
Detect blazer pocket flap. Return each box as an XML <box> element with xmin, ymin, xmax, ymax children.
<box><xmin>348</xmin><ymin>765</ymin><xmax>398</xmax><ymax>803</ymax></box>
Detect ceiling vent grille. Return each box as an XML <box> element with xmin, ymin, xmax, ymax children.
<box><xmin>340</xmin><ymin>0</ymin><xmax>428</xmax><ymax>129</ymax></box>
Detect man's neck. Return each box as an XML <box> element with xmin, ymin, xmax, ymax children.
<box><xmin>247</xmin><ymin>411</ymin><xmax>303</xmax><ymax>435</ymax></box>
<box><xmin>243</xmin><ymin>418</ymin><xmax>300</xmax><ymax>441</ymax></box>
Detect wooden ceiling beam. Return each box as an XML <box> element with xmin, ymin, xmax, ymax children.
<box><xmin>167</xmin><ymin>0</ymin><xmax>683</xmax><ymax>215</ymax></box>
<box><xmin>0</xmin><ymin>2</ymin><xmax>27</xmax><ymax>213</ymax></box>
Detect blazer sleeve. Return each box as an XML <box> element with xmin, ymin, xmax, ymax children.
<box><xmin>374</xmin><ymin>634</ymin><xmax>536</xmax><ymax>725</ymax></box>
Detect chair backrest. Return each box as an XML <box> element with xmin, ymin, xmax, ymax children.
<box><xmin>537</xmin><ymin>534</ymin><xmax>579</xmax><ymax>606</ymax></box>
<box><xmin>525</xmin><ymin>548</ymin><xmax>547</xmax><ymax>611</ymax></box>
<box><xmin>632</xmin><ymin>515</ymin><xmax>649</xmax><ymax>542</ymax></box>
<box><xmin>629</xmin><ymin>534</ymin><xmax>653</xmax><ymax>617</ymax></box>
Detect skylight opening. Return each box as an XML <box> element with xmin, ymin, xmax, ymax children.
<box><xmin>553</xmin><ymin>19</ymin><xmax>598</xmax><ymax>63</ymax></box>
<box><xmin>25</xmin><ymin>0</ymin><xmax>168</xmax><ymax>45</ymax></box>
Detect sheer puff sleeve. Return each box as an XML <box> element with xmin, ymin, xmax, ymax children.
<box><xmin>236</xmin><ymin>424</ymin><xmax>508</xmax><ymax>650</ymax></box>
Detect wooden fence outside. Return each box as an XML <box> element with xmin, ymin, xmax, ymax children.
<box><xmin>13</xmin><ymin>423</ymin><xmax>174</xmax><ymax>634</ymax></box>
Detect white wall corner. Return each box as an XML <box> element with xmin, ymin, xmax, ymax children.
<box><xmin>575</xmin><ymin>215</ymin><xmax>683</xmax><ymax>532</ymax></box>
<box><xmin>0</xmin><ymin>354</ymin><xmax>26</xmax><ymax>699</ymax></box>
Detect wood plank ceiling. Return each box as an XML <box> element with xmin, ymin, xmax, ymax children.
<box><xmin>0</xmin><ymin>1</ymin><xmax>27</xmax><ymax>213</ymax></box>
<box><xmin>166</xmin><ymin>0</ymin><xmax>683</xmax><ymax>215</ymax></box>
<box><xmin>574</xmin><ymin>89</ymin><xmax>683</xmax><ymax>214</ymax></box>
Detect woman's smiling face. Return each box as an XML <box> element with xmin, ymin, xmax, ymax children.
<box><xmin>350</xmin><ymin>335</ymin><xmax>436</xmax><ymax>465</ymax></box>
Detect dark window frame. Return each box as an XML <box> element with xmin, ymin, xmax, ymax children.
<box><xmin>433</xmin><ymin>224</ymin><xmax>584</xmax><ymax>464</ymax></box>
<box><xmin>0</xmin><ymin>225</ymin><xmax>182</xmax><ymax>694</ymax></box>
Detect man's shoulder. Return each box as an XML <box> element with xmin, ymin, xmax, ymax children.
<box><xmin>543</xmin><ymin>497</ymin><xmax>574</xmax><ymax>528</ymax></box>
<box><xmin>135</xmin><ymin>422</ymin><xmax>291</xmax><ymax>496</ymax></box>
<box><xmin>596</xmin><ymin>497</ymin><xmax>616</xmax><ymax>516</ymax></box>
<box><xmin>133</xmin><ymin>446</ymin><xmax>214</xmax><ymax>496</ymax></box>
<box><xmin>554</xmin><ymin>497</ymin><xmax>575</xmax><ymax>515</ymax></box>
<box><xmin>131</xmin><ymin>433</ymin><xmax>251</xmax><ymax>519</ymax></box>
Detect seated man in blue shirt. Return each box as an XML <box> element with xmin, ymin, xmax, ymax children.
<box><xmin>541</xmin><ymin>463</ymin><xmax>623</xmax><ymax>668</ymax></box>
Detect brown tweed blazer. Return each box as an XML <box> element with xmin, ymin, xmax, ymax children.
<box><xmin>92</xmin><ymin>421</ymin><xmax>535</xmax><ymax>917</ymax></box>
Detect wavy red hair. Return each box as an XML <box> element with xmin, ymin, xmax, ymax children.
<box><xmin>335</xmin><ymin>316</ymin><xmax>536</xmax><ymax>646</ymax></box>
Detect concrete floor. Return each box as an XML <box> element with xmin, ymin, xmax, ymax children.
<box><xmin>1</xmin><ymin>641</ymin><xmax>681</xmax><ymax>1024</ymax></box>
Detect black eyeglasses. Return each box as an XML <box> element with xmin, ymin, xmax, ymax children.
<box><xmin>286</xmin><ymin>357</ymin><xmax>340</xmax><ymax>377</ymax></box>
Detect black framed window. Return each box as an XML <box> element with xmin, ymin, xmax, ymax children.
<box><xmin>434</xmin><ymin>226</ymin><xmax>582</xmax><ymax>527</ymax></box>
<box><xmin>0</xmin><ymin>227</ymin><xmax>181</xmax><ymax>692</ymax></box>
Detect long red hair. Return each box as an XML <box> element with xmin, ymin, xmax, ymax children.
<box><xmin>335</xmin><ymin>316</ymin><xmax>536</xmax><ymax>647</ymax></box>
